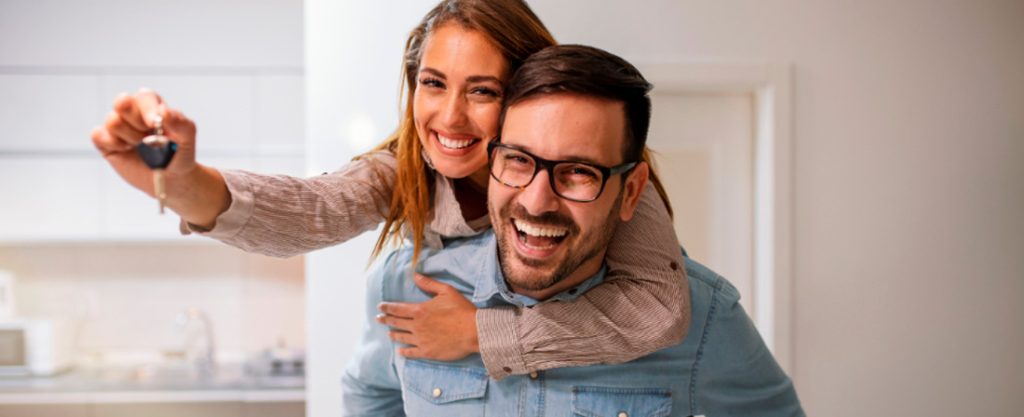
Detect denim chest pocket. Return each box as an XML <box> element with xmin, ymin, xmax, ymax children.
<box><xmin>402</xmin><ymin>360</ymin><xmax>488</xmax><ymax>413</ymax></box>
<box><xmin>571</xmin><ymin>386</ymin><xmax>673</xmax><ymax>417</ymax></box>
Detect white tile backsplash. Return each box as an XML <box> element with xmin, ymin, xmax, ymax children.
<box><xmin>0</xmin><ymin>74</ymin><xmax>100</xmax><ymax>152</ymax></box>
<box><xmin>0</xmin><ymin>157</ymin><xmax>104</xmax><ymax>240</ymax></box>
<box><xmin>97</xmin><ymin>166</ymin><xmax>186</xmax><ymax>239</ymax></box>
<box><xmin>0</xmin><ymin>243</ymin><xmax>304</xmax><ymax>356</ymax></box>
<box><xmin>99</xmin><ymin>74</ymin><xmax>257</xmax><ymax>154</ymax></box>
<box><xmin>255</xmin><ymin>75</ymin><xmax>306</xmax><ymax>152</ymax></box>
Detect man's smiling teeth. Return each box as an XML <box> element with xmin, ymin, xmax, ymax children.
<box><xmin>437</xmin><ymin>133</ymin><xmax>476</xmax><ymax>149</ymax></box>
<box><xmin>514</xmin><ymin>219</ymin><xmax>568</xmax><ymax>238</ymax></box>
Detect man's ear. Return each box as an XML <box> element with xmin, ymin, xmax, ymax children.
<box><xmin>619</xmin><ymin>161</ymin><xmax>649</xmax><ymax>222</ymax></box>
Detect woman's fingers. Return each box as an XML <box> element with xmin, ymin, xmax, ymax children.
<box><xmin>104</xmin><ymin>109</ymin><xmax>148</xmax><ymax>145</ymax></box>
<box><xmin>397</xmin><ymin>347</ymin><xmax>426</xmax><ymax>359</ymax></box>
<box><xmin>112</xmin><ymin>93</ymin><xmax>148</xmax><ymax>132</ymax></box>
<box><xmin>91</xmin><ymin>125</ymin><xmax>132</xmax><ymax>155</ymax></box>
<box><xmin>162</xmin><ymin>107</ymin><xmax>196</xmax><ymax>148</ymax></box>
<box><xmin>378</xmin><ymin>302</ymin><xmax>418</xmax><ymax>319</ymax></box>
<box><xmin>112</xmin><ymin>90</ymin><xmax>164</xmax><ymax>131</ymax></box>
<box><xmin>121</xmin><ymin>89</ymin><xmax>165</xmax><ymax>127</ymax></box>
<box><xmin>388</xmin><ymin>330</ymin><xmax>416</xmax><ymax>347</ymax></box>
<box><xmin>413</xmin><ymin>273</ymin><xmax>457</xmax><ymax>295</ymax></box>
<box><xmin>376</xmin><ymin>313</ymin><xmax>414</xmax><ymax>332</ymax></box>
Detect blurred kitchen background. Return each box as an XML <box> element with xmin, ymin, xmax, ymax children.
<box><xmin>1</xmin><ymin>0</ymin><xmax>1022</xmax><ymax>416</ymax></box>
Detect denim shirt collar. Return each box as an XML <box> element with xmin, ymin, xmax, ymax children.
<box><xmin>468</xmin><ymin>231</ymin><xmax>608</xmax><ymax>307</ymax></box>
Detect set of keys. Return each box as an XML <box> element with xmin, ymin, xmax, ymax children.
<box><xmin>136</xmin><ymin>115</ymin><xmax>177</xmax><ymax>214</ymax></box>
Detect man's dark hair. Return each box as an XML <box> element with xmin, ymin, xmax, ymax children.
<box><xmin>498</xmin><ymin>44</ymin><xmax>653</xmax><ymax>163</ymax></box>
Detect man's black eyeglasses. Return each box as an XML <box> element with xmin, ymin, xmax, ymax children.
<box><xmin>487</xmin><ymin>139</ymin><xmax>638</xmax><ymax>203</ymax></box>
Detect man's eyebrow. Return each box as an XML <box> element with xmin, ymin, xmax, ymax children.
<box><xmin>502</xmin><ymin>141</ymin><xmax>606</xmax><ymax>166</ymax></box>
<box><xmin>559</xmin><ymin>154</ymin><xmax>606</xmax><ymax>166</ymax></box>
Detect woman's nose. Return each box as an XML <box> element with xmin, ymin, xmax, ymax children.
<box><xmin>440</xmin><ymin>92</ymin><xmax>469</xmax><ymax>127</ymax></box>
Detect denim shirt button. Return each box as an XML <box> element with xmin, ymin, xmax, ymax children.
<box><xmin>432</xmin><ymin>388</ymin><xmax>442</xmax><ymax>398</ymax></box>
<box><xmin>618</xmin><ymin>412</ymin><xmax>628</xmax><ymax>417</ymax></box>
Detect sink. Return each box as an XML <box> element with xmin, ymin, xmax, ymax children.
<box><xmin>78</xmin><ymin>363</ymin><xmax>246</xmax><ymax>391</ymax></box>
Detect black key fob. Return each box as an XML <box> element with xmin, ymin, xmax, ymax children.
<box><xmin>137</xmin><ymin>140</ymin><xmax>177</xmax><ymax>170</ymax></box>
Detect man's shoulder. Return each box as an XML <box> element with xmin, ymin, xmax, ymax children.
<box><xmin>680</xmin><ymin>258</ymin><xmax>802</xmax><ymax>416</ymax></box>
<box><xmin>683</xmin><ymin>257</ymin><xmax>742</xmax><ymax>310</ymax></box>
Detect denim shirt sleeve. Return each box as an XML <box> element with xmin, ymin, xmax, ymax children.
<box><xmin>692</xmin><ymin>275</ymin><xmax>804</xmax><ymax>417</ymax></box>
<box><xmin>341</xmin><ymin>251</ymin><xmax>405</xmax><ymax>417</ymax></box>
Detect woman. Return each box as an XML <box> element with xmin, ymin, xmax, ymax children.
<box><xmin>91</xmin><ymin>0</ymin><xmax>689</xmax><ymax>378</ymax></box>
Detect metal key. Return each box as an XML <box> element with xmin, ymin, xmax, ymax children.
<box><xmin>136</xmin><ymin>115</ymin><xmax>177</xmax><ymax>214</ymax></box>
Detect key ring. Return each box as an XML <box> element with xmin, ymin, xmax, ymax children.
<box><xmin>142</xmin><ymin>114</ymin><xmax>166</xmax><ymax>146</ymax></box>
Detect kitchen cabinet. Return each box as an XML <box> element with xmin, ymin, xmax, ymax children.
<box><xmin>0</xmin><ymin>401</ymin><xmax>304</xmax><ymax>417</ymax></box>
<box><xmin>95</xmin><ymin>401</ymin><xmax>304</xmax><ymax>417</ymax></box>
<box><xmin>0</xmin><ymin>363</ymin><xmax>305</xmax><ymax>416</ymax></box>
<box><xmin>0</xmin><ymin>404</ymin><xmax>90</xmax><ymax>417</ymax></box>
<box><xmin>92</xmin><ymin>402</ymin><xmax>243</xmax><ymax>417</ymax></box>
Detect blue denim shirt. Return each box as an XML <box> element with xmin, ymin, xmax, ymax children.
<box><xmin>342</xmin><ymin>230</ymin><xmax>803</xmax><ymax>417</ymax></box>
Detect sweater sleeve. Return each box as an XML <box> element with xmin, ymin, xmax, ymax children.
<box><xmin>477</xmin><ymin>182</ymin><xmax>690</xmax><ymax>379</ymax></box>
<box><xmin>181</xmin><ymin>152</ymin><xmax>396</xmax><ymax>258</ymax></box>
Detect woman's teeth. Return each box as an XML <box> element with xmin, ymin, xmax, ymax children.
<box><xmin>437</xmin><ymin>133</ymin><xmax>476</xmax><ymax>149</ymax></box>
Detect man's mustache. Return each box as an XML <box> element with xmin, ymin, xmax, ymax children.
<box><xmin>502</xmin><ymin>203</ymin><xmax>579</xmax><ymax>235</ymax></box>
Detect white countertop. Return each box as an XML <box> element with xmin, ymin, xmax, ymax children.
<box><xmin>0</xmin><ymin>364</ymin><xmax>304</xmax><ymax>404</ymax></box>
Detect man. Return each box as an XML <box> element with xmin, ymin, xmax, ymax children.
<box><xmin>342</xmin><ymin>45</ymin><xmax>803</xmax><ymax>417</ymax></box>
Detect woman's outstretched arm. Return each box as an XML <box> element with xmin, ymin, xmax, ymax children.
<box><xmin>93</xmin><ymin>90</ymin><xmax>397</xmax><ymax>257</ymax></box>
<box><xmin>182</xmin><ymin>153</ymin><xmax>397</xmax><ymax>258</ymax></box>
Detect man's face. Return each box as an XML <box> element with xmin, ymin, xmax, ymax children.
<box><xmin>488</xmin><ymin>93</ymin><xmax>647</xmax><ymax>300</ymax></box>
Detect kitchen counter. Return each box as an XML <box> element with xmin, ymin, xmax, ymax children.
<box><xmin>0</xmin><ymin>363</ymin><xmax>303</xmax><ymax>404</ymax></box>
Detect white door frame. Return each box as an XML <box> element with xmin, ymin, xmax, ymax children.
<box><xmin>637</xmin><ymin>61</ymin><xmax>795</xmax><ymax>373</ymax></box>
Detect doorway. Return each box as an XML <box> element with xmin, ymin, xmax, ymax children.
<box><xmin>648</xmin><ymin>92</ymin><xmax>755</xmax><ymax>313</ymax></box>
<box><xmin>640</xmin><ymin>62</ymin><xmax>793</xmax><ymax>370</ymax></box>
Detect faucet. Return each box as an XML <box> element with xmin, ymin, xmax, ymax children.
<box><xmin>176</xmin><ymin>308</ymin><xmax>216</xmax><ymax>375</ymax></box>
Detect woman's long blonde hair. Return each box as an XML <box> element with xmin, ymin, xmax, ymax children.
<box><xmin>361</xmin><ymin>0</ymin><xmax>672</xmax><ymax>264</ymax></box>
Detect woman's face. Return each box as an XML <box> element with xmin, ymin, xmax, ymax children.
<box><xmin>413</xmin><ymin>23</ymin><xmax>509</xmax><ymax>184</ymax></box>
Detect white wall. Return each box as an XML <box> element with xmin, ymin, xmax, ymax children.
<box><xmin>303</xmin><ymin>1</ymin><xmax>437</xmax><ymax>416</ymax></box>
<box><xmin>524</xmin><ymin>0</ymin><xmax>1024</xmax><ymax>415</ymax></box>
<box><xmin>304</xmin><ymin>1</ymin><xmax>1024</xmax><ymax>416</ymax></box>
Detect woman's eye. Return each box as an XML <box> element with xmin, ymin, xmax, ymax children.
<box><xmin>471</xmin><ymin>87</ymin><xmax>500</xmax><ymax>97</ymax></box>
<box><xmin>419</xmin><ymin>77</ymin><xmax>444</xmax><ymax>89</ymax></box>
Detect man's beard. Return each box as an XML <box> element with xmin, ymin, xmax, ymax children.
<box><xmin>492</xmin><ymin>192</ymin><xmax>623</xmax><ymax>293</ymax></box>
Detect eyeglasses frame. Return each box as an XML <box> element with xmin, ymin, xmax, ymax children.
<box><xmin>486</xmin><ymin>139</ymin><xmax>638</xmax><ymax>203</ymax></box>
